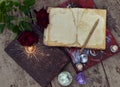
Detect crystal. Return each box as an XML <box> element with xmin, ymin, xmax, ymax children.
<box><xmin>80</xmin><ymin>54</ymin><xmax>88</xmax><ymax>63</ymax></box>
<box><xmin>58</xmin><ymin>71</ymin><xmax>73</xmax><ymax>86</ymax></box>
<box><xmin>76</xmin><ymin>72</ymin><xmax>86</xmax><ymax>84</ymax></box>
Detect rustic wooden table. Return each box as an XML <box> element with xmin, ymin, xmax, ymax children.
<box><xmin>0</xmin><ymin>0</ymin><xmax>120</xmax><ymax>87</ymax></box>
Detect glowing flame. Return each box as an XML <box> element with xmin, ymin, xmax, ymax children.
<box><xmin>25</xmin><ymin>45</ymin><xmax>36</xmax><ymax>54</ymax></box>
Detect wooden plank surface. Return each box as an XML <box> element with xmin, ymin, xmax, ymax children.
<box><xmin>94</xmin><ymin>0</ymin><xmax>120</xmax><ymax>87</ymax></box>
<box><xmin>0</xmin><ymin>0</ymin><xmax>120</xmax><ymax>87</ymax></box>
<box><xmin>51</xmin><ymin>63</ymin><xmax>109</xmax><ymax>87</ymax></box>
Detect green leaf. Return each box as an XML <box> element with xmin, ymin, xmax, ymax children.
<box><xmin>5</xmin><ymin>1</ymin><xmax>14</xmax><ymax>12</ymax></box>
<box><xmin>19</xmin><ymin>5</ymin><xmax>30</xmax><ymax>15</ymax></box>
<box><xmin>0</xmin><ymin>12</ymin><xmax>5</xmax><ymax>23</ymax></box>
<box><xmin>0</xmin><ymin>1</ymin><xmax>6</xmax><ymax>13</ymax></box>
<box><xmin>23</xmin><ymin>0</ymin><xmax>35</xmax><ymax>8</ymax></box>
<box><xmin>6</xmin><ymin>23</ymin><xmax>15</xmax><ymax>30</ymax></box>
<box><xmin>6</xmin><ymin>23</ymin><xmax>21</xmax><ymax>34</ymax></box>
<box><xmin>0</xmin><ymin>0</ymin><xmax>34</xmax><ymax>34</ymax></box>
<box><xmin>12</xmin><ymin>25</ymin><xmax>21</xmax><ymax>34</ymax></box>
<box><xmin>0</xmin><ymin>1</ymin><xmax>13</xmax><ymax>12</ymax></box>
<box><xmin>19</xmin><ymin>21</ymin><xmax>32</xmax><ymax>31</ymax></box>
<box><xmin>0</xmin><ymin>24</ymin><xmax>5</xmax><ymax>33</ymax></box>
<box><xmin>5</xmin><ymin>15</ymin><xmax>15</xmax><ymax>23</ymax></box>
<box><xmin>13</xmin><ymin>1</ymin><xmax>20</xmax><ymax>6</ymax></box>
<box><xmin>0</xmin><ymin>0</ymin><xmax>4</xmax><ymax>4</ymax></box>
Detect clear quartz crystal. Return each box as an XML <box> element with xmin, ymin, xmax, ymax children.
<box><xmin>58</xmin><ymin>71</ymin><xmax>73</xmax><ymax>86</ymax></box>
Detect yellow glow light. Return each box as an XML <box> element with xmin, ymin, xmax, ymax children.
<box><xmin>25</xmin><ymin>45</ymin><xmax>36</xmax><ymax>54</ymax></box>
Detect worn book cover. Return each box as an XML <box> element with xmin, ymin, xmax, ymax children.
<box><xmin>5</xmin><ymin>24</ymin><xmax>69</xmax><ymax>87</ymax></box>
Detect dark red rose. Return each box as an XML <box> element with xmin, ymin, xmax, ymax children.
<box><xmin>17</xmin><ymin>31</ymin><xmax>39</xmax><ymax>46</ymax></box>
<box><xmin>34</xmin><ymin>8</ymin><xmax>49</xmax><ymax>29</ymax></box>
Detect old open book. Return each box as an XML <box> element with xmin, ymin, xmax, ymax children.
<box><xmin>44</xmin><ymin>8</ymin><xmax>106</xmax><ymax>49</ymax></box>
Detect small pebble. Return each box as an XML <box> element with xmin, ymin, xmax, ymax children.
<box><xmin>76</xmin><ymin>63</ymin><xmax>83</xmax><ymax>71</ymax></box>
<box><xmin>110</xmin><ymin>45</ymin><xmax>118</xmax><ymax>53</ymax></box>
<box><xmin>80</xmin><ymin>54</ymin><xmax>88</xmax><ymax>64</ymax></box>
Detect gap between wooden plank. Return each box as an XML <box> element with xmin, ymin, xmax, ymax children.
<box><xmin>101</xmin><ymin>61</ymin><xmax>111</xmax><ymax>87</ymax></box>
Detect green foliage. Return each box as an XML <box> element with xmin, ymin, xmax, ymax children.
<box><xmin>0</xmin><ymin>24</ymin><xmax>5</xmax><ymax>33</ymax></box>
<box><xmin>0</xmin><ymin>0</ymin><xmax>35</xmax><ymax>35</ymax></box>
<box><xmin>18</xmin><ymin>21</ymin><xmax>32</xmax><ymax>32</ymax></box>
<box><xmin>23</xmin><ymin>0</ymin><xmax>35</xmax><ymax>7</ymax></box>
<box><xmin>19</xmin><ymin>5</ymin><xmax>30</xmax><ymax>15</ymax></box>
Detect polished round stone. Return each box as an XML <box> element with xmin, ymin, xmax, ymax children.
<box><xmin>76</xmin><ymin>63</ymin><xmax>83</xmax><ymax>71</ymax></box>
<box><xmin>110</xmin><ymin>45</ymin><xmax>118</xmax><ymax>53</ymax></box>
<box><xmin>80</xmin><ymin>54</ymin><xmax>88</xmax><ymax>63</ymax></box>
<box><xmin>58</xmin><ymin>71</ymin><xmax>73</xmax><ymax>86</ymax></box>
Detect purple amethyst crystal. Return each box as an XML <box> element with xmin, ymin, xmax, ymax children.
<box><xmin>76</xmin><ymin>72</ymin><xmax>86</xmax><ymax>84</ymax></box>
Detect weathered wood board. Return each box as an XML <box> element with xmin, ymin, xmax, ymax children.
<box><xmin>0</xmin><ymin>0</ymin><xmax>120</xmax><ymax>87</ymax></box>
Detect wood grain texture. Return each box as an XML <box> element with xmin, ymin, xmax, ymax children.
<box><xmin>94</xmin><ymin>0</ymin><xmax>120</xmax><ymax>87</ymax></box>
<box><xmin>0</xmin><ymin>0</ymin><xmax>120</xmax><ymax>87</ymax></box>
<box><xmin>94</xmin><ymin>0</ymin><xmax>120</xmax><ymax>45</ymax></box>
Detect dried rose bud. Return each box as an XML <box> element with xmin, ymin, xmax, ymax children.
<box><xmin>34</xmin><ymin>8</ymin><xmax>49</xmax><ymax>29</ymax></box>
<box><xmin>17</xmin><ymin>31</ymin><xmax>39</xmax><ymax>46</ymax></box>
